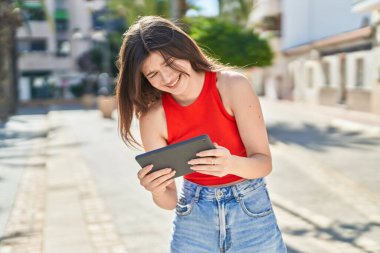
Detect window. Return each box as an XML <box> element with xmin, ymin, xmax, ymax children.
<box><xmin>356</xmin><ymin>58</ymin><xmax>364</xmax><ymax>87</ymax></box>
<box><xmin>23</xmin><ymin>1</ymin><xmax>46</xmax><ymax>21</ymax></box>
<box><xmin>31</xmin><ymin>39</ymin><xmax>47</xmax><ymax>51</ymax></box>
<box><xmin>56</xmin><ymin>19</ymin><xmax>69</xmax><ymax>31</ymax></box>
<box><xmin>55</xmin><ymin>8</ymin><xmax>69</xmax><ymax>31</ymax></box>
<box><xmin>22</xmin><ymin>72</ymin><xmax>54</xmax><ymax>99</ymax></box>
<box><xmin>18</xmin><ymin>40</ymin><xmax>30</xmax><ymax>53</ymax></box>
<box><xmin>307</xmin><ymin>67</ymin><xmax>314</xmax><ymax>88</ymax></box>
<box><xmin>17</xmin><ymin>39</ymin><xmax>47</xmax><ymax>52</ymax></box>
<box><xmin>322</xmin><ymin>61</ymin><xmax>330</xmax><ymax>86</ymax></box>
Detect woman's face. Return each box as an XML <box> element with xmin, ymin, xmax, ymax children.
<box><xmin>141</xmin><ymin>51</ymin><xmax>192</xmax><ymax>95</ymax></box>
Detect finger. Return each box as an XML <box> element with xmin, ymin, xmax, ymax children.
<box><xmin>188</xmin><ymin>157</ymin><xmax>218</xmax><ymax>165</ymax></box>
<box><xmin>138</xmin><ymin>164</ymin><xmax>154</xmax><ymax>178</ymax></box>
<box><xmin>143</xmin><ymin>168</ymin><xmax>173</xmax><ymax>183</ymax></box>
<box><xmin>196</xmin><ymin>149</ymin><xmax>225</xmax><ymax>157</ymax></box>
<box><xmin>149</xmin><ymin>170</ymin><xmax>176</xmax><ymax>189</ymax></box>
<box><xmin>152</xmin><ymin>178</ymin><xmax>175</xmax><ymax>195</ymax></box>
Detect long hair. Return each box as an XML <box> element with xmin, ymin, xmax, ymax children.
<box><xmin>116</xmin><ymin>16</ymin><xmax>223</xmax><ymax>148</ymax></box>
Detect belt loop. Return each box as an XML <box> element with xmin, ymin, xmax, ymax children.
<box><xmin>194</xmin><ymin>186</ymin><xmax>201</xmax><ymax>203</ymax></box>
<box><xmin>231</xmin><ymin>185</ymin><xmax>241</xmax><ymax>203</ymax></box>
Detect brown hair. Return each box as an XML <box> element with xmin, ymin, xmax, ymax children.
<box><xmin>116</xmin><ymin>16</ymin><xmax>223</xmax><ymax>148</ymax></box>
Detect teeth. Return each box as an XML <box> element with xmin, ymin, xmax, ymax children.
<box><xmin>167</xmin><ymin>75</ymin><xmax>180</xmax><ymax>87</ymax></box>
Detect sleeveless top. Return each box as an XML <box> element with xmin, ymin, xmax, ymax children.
<box><xmin>161</xmin><ymin>71</ymin><xmax>247</xmax><ymax>186</ymax></box>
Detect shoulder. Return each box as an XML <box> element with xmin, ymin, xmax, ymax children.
<box><xmin>139</xmin><ymin>100</ymin><xmax>168</xmax><ymax>150</ymax></box>
<box><xmin>139</xmin><ymin>100</ymin><xmax>166</xmax><ymax>129</ymax></box>
<box><xmin>216</xmin><ymin>70</ymin><xmax>256</xmax><ymax>104</ymax></box>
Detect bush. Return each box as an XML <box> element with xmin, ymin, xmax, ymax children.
<box><xmin>184</xmin><ymin>17</ymin><xmax>273</xmax><ymax>68</ymax></box>
<box><xmin>70</xmin><ymin>83</ymin><xmax>85</xmax><ymax>98</ymax></box>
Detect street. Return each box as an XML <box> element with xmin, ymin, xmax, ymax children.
<box><xmin>0</xmin><ymin>99</ymin><xmax>379</xmax><ymax>253</ymax></box>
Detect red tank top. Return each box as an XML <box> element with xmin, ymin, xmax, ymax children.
<box><xmin>161</xmin><ymin>71</ymin><xmax>247</xmax><ymax>186</ymax></box>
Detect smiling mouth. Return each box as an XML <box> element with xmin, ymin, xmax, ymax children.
<box><xmin>165</xmin><ymin>74</ymin><xmax>181</xmax><ymax>88</ymax></box>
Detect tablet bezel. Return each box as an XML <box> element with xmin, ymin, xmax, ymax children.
<box><xmin>135</xmin><ymin>134</ymin><xmax>215</xmax><ymax>178</ymax></box>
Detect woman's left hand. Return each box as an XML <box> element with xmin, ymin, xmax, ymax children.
<box><xmin>188</xmin><ymin>143</ymin><xmax>234</xmax><ymax>177</ymax></box>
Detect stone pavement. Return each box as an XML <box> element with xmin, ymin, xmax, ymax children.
<box><xmin>0</xmin><ymin>99</ymin><xmax>379</xmax><ymax>253</ymax></box>
<box><xmin>0</xmin><ymin>109</ymin><xmax>128</xmax><ymax>253</ymax></box>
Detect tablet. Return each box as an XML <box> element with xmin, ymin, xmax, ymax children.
<box><xmin>135</xmin><ymin>134</ymin><xmax>215</xmax><ymax>178</ymax></box>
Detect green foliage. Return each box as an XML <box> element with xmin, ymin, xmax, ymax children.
<box><xmin>90</xmin><ymin>47</ymin><xmax>104</xmax><ymax>70</ymax></box>
<box><xmin>108</xmin><ymin>0</ymin><xmax>171</xmax><ymax>26</ymax></box>
<box><xmin>185</xmin><ymin>17</ymin><xmax>273</xmax><ymax>67</ymax></box>
<box><xmin>70</xmin><ymin>83</ymin><xmax>85</xmax><ymax>98</ymax></box>
<box><xmin>217</xmin><ymin>0</ymin><xmax>254</xmax><ymax>26</ymax></box>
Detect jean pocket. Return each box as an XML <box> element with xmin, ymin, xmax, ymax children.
<box><xmin>175</xmin><ymin>194</ymin><xmax>195</xmax><ymax>216</ymax></box>
<box><xmin>239</xmin><ymin>184</ymin><xmax>273</xmax><ymax>218</ymax></box>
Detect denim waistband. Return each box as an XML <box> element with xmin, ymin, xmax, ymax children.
<box><xmin>182</xmin><ymin>178</ymin><xmax>266</xmax><ymax>202</ymax></box>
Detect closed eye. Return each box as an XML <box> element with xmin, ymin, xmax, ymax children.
<box><xmin>148</xmin><ymin>72</ymin><xmax>157</xmax><ymax>78</ymax></box>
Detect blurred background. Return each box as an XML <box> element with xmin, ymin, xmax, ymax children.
<box><xmin>0</xmin><ymin>0</ymin><xmax>379</xmax><ymax>252</ymax></box>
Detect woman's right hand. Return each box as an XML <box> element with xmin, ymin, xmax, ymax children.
<box><xmin>137</xmin><ymin>165</ymin><xmax>176</xmax><ymax>196</ymax></box>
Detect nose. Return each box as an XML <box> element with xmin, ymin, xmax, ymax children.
<box><xmin>160</xmin><ymin>69</ymin><xmax>173</xmax><ymax>85</ymax></box>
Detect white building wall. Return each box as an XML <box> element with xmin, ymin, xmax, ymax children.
<box><xmin>288</xmin><ymin>59</ymin><xmax>306</xmax><ymax>101</ymax></box>
<box><xmin>282</xmin><ymin>0</ymin><xmax>370</xmax><ymax>49</ymax></box>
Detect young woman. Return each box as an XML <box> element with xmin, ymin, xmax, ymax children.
<box><xmin>116</xmin><ymin>16</ymin><xmax>287</xmax><ymax>253</ymax></box>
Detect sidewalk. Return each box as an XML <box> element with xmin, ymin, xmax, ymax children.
<box><xmin>0</xmin><ymin>109</ymin><xmax>128</xmax><ymax>253</ymax></box>
<box><xmin>0</xmin><ymin>99</ymin><xmax>379</xmax><ymax>253</ymax></box>
<box><xmin>260</xmin><ymin>98</ymin><xmax>380</xmax><ymax>136</ymax></box>
<box><xmin>0</xmin><ymin>108</ymin><xmax>49</xmax><ymax>238</ymax></box>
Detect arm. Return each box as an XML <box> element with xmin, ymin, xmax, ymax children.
<box><xmin>188</xmin><ymin>72</ymin><xmax>272</xmax><ymax>179</ymax></box>
<box><xmin>227</xmin><ymin>73</ymin><xmax>272</xmax><ymax>178</ymax></box>
<box><xmin>138</xmin><ymin>105</ymin><xmax>178</xmax><ymax>210</ymax></box>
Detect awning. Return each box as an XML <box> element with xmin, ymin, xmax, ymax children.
<box><xmin>55</xmin><ymin>9</ymin><xmax>69</xmax><ymax>20</ymax></box>
<box><xmin>23</xmin><ymin>1</ymin><xmax>43</xmax><ymax>9</ymax></box>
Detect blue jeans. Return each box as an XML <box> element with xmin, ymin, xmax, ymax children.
<box><xmin>170</xmin><ymin>178</ymin><xmax>287</xmax><ymax>253</ymax></box>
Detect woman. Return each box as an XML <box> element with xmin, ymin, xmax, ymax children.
<box><xmin>116</xmin><ymin>16</ymin><xmax>286</xmax><ymax>253</ymax></box>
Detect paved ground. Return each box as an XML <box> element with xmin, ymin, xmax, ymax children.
<box><xmin>0</xmin><ymin>98</ymin><xmax>379</xmax><ymax>253</ymax></box>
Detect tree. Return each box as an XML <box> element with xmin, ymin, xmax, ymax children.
<box><xmin>217</xmin><ymin>0</ymin><xmax>254</xmax><ymax>26</ymax></box>
<box><xmin>0</xmin><ymin>0</ymin><xmax>23</xmax><ymax>120</ymax></box>
<box><xmin>186</xmin><ymin>17</ymin><xmax>273</xmax><ymax>67</ymax></box>
<box><xmin>108</xmin><ymin>0</ymin><xmax>171</xmax><ymax>26</ymax></box>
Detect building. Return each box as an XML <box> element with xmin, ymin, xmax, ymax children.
<box><xmin>247</xmin><ymin>0</ymin><xmax>285</xmax><ymax>99</ymax></box>
<box><xmin>351</xmin><ymin>0</ymin><xmax>380</xmax><ymax>114</ymax></box>
<box><xmin>249</xmin><ymin>0</ymin><xmax>380</xmax><ymax>114</ymax></box>
<box><xmin>16</xmin><ymin>0</ymin><xmax>107</xmax><ymax>102</ymax></box>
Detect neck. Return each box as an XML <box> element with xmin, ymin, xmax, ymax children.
<box><xmin>172</xmin><ymin>70</ymin><xmax>205</xmax><ymax>106</ymax></box>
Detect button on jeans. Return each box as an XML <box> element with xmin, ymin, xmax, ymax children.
<box><xmin>170</xmin><ymin>178</ymin><xmax>287</xmax><ymax>253</ymax></box>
